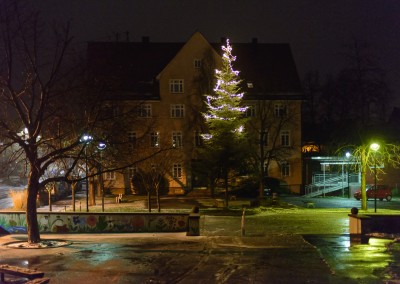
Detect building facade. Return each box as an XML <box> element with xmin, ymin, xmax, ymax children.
<box><xmin>88</xmin><ymin>32</ymin><xmax>303</xmax><ymax>195</ymax></box>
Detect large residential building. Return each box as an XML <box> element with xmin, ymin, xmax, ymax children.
<box><xmin>87</xmin><ymin>32</ymin><xmax>303</xmax><ymax>195</ymax></box>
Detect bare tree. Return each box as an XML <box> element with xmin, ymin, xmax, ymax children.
<box><xmin>318</xmin><ymin>38</ymin><xmax>390</xmax><ymax>147</ymax></box>
<box><xmin>0</xmin><ymin>2</ymin><xmax>92</xmax><ymax>243</ymax></box>
<box><xmin>246</xmin><ymin>99</ymin><xmax>300</xmax><ymax>198</ymax></box>
<box><xmin>345</xmin><ymin>142</ymin><xmax>400</xmax><ymax>210</ymax></box>
<box><xmin>133</xmin><ymin>149</ymin><xmax>178</xmax><ymax>212</ymax></box>
<box><xmin>0</xmin><ymin>2</ymin><xmax>168</xmax><ymax>243</ymax></box>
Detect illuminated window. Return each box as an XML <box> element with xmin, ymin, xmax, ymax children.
<box><xmin>172</xmin><ymin>132</ymin><xmax>183</xmax><ymax>148</ymax></box>
<box><xmin>171</xmin><ymin>104</ymin><xmax>185</xmax><ymax>118</ymax></box>
<box><xmin>138</xmin><ymin>104</ymin><xmax>152</xmax><ymax>117</ymax></box>
<box><xmin>173</xmin><ymin>164</ymin><xmax>182</xmax><ymax>178</ymax></box>
<box><xmin>194</xmin><ymin>131</ymin><xmax>203</xmax><ymax>147</ymax></box>
<box><xmin>245</xmin><ymin>105</ymin><xmax>256</xmax><ymax>117</ymax></box>
<box><xmin>281</xmin><ymin>161</ymin><xmax>290</xmax><ymax>177</ymax></box>
<box><xmin>261</xmin><ymin>131</ymin><xmax>269</xmax><ymax>146</ymax></box>
<box><xmin>275</xmin><ymin>104</ymin><xmax>287</xmax><ymax>117</ymax></box>
<box><xmin>150</xmin><ymin>132</ymin><xmax>160</xmax><ymax>148</ymax></box>
<box><xmin>247</xmin><ymin>82</ymin><xmax>254</xmax><ymax>88</ymax></box>
<box><xmin>194</xmin><ymin>59</ymin><xmax>202</xmax><ymax>68</ymax></box>
<box><xmin>263</xmin><ymin>162</ymin><xmax>269</xmax><ymax>174</ymax></box>
<box><xmin>127</xmin><ymin>131</ymin><xmax>136</xmax><ymax>151</ymax></box>
<box><xmin>128</xmin><ymin>166</ymin><xmax>137</xmax><ymax>179</ymax></box>
<box><xmin>104</xmin><ymin>171</ymin><xmax>116</xmax><ymax>180</ymax></box>
<box><xmin>169</xmin><ymin>79</ymin><xmax>184</xmax><ymax>93</ymax></box>
<box><xmin>280</xmin><ymin>130</ymin><xmax>290</xmax><ymax>146</ymax></box>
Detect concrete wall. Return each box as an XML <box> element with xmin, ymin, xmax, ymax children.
<box><xmin>349</xmin><ymin>213</ymin><xmax>400</xmax><ymax>243</ymax></box>
<box><xmin>0</xmin><ymin>212</ymin><xmax>199</xmax><ymax>235</ymax></box>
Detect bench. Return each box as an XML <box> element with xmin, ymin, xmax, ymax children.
<box><xmin>0</xmin><ymin>264</ymin><xmax>46</xmax><ymax>283</ymax></box>
<box><xmin>302</xmin><ymin>200</ymin><xmax>315</xmax><ymax>208</ymax></box>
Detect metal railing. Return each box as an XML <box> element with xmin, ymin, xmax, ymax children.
<box><xmin>304</xmin><ymin>173</ymin><xmax>360</xmax><ymax>197</ymax></box>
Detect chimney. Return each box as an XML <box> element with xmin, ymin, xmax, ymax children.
<box><xmin>142</xmin><ymin>36</ymin><xmax>150</xmax><ymax>44</ymax></box>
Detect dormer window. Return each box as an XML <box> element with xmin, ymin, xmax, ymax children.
<box><xmin>247</xmin><ymin>82</ymin><xmax>254</xmax><ymax>88</ymax></box>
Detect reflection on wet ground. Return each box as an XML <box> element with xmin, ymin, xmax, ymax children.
<box><xmin>304</xmin><ymin>234</ymin><xmax>397</xmax><ymax>283</ymax></box>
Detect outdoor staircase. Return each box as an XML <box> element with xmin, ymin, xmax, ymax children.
<box><xmin>304</xmin><ymin>173</ymin><xmax>360</xmax><ymax>198</ymax></box>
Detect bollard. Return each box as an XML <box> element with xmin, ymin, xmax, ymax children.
<box><xmin>79</xmin><ymin>201</ymin><xmax>81</xmax><ymax>212</ymax></box>
<box><xmin>187</xmin><ymin>213</ymin><xmax>200</xmax><ymax>236</ymax></box>
<box><xmin>272</xmin><ymin>192</ymin><xmax>278</xmax><ymax>205</ymax></box>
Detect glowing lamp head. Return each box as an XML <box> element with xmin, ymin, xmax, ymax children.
<box><xmin>80</xmin><ymin>134</ymin><xmax>93</xmax><ymax>143</ymax></box>
<box><xmin>370</xmin><ymin>143</ymin><xmax>380</xmax><ymax>151</ymax></box>
<box><xmin>97</xmin><ymin>142</ymin><xmax>106</xmax><ymax>150</ymax></box>
<box><xmin>345</xmin><ymin>152</ymin><xmax>351</xmax><ymax>158</ymax></box>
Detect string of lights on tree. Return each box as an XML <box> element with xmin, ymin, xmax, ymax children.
<box><xmin>203</xmin><ymin>39</ymin><xmax>247</xmax><ymax>139</ymax></box>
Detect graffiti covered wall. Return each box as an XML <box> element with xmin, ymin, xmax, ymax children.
<box><xmin>0</xmin><ymin>212</ymin><xmax>190</xmax><ymax>234</ymax></box>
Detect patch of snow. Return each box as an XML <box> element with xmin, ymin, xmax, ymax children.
<box><xmin>6</xmin><ymin>240</ymin><xmax>70</xmax><ymax>249</ymax></box>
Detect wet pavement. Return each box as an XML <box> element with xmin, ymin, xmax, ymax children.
<box><xmin>304</xmin><ymin>235</ymin><xmax>396</xmax><ymax>283</ymax></box>
<box><xmin>1</xmin><ymin>195</ymin><xmax>400</xmax><ymax>283</ymax></box>
<box><xmin>0</xmin><ymin>233</ymin><xmax>335</xmax><ymax>284</ymax></box>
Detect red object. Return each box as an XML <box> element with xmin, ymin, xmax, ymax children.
<box><xmin>353</xmin><ymin>185</ymin><xmax>393</xmax><ymax>201</ymax></box>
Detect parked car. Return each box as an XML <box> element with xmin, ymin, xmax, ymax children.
<box><xmin>353</xmin><ymin>184</ymin><xmax>392</xmax><ymax>201</ymax></box>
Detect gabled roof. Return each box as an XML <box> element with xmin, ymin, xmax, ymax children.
<box><xmin>87</xmin><ymin>33</ymin><xmax>302</xmax><ymax>100</ymax></box>
<box><xmin>87</xmin><ymin>41</ymin><xmax>184</xmax><ymax>98</ymax></box>
<box><xmin>219</xmin><ymin>42</ymin><xmax>303</xmax><ymax>98</ymax></box>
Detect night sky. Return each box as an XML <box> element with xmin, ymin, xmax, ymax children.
<box><xmin>35</xmin><ymin>0</ymin><xmax>400</xmax><ymax>104</ymax></box>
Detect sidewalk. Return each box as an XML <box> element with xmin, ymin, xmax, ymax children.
<box><xmin>0</xmin><ymin>233</ymin><xmax>336</xmax><ymax>284</ymax></box>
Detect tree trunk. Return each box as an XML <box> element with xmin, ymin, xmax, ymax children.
<box><xmin>89</xmin><ymin>178</ymin><xmax>96</xmax><ymax>206</ymax></box>
<box><xmin>99</xmin><ymin>174</ymin><xmax>105</xmax><ymax>212</ymax></box>
<box><xmin>209</xmin><ymin>177</ymin><xmax>215</xmax><ymax>198</ymax></box>
<box><xmin>48</xmin><ymin>189</ymin><xmax>52</xmax><ymax>212</ymax></box>
<box><xmin>26</xmin><ymin>170</ymin><xmax>41</xmax><ymax>243</ymax></box>
<box><xmin>361</xmin><ymin>152</ymin><xmax>367</xmax><ymax>210</ymax></box>
<box><xmin>224</xmin><ymin>172</ymin><xmax>229</xmax><ymax>208</ymax></box>
<box><xmin>147</xmin><ymin>191</ymin><xmax>152</xmax><ymax>212</ymax></box>
<box><xmin>259</xmin><ymin>134</ymin><xmax>265</xmax><ymax>200</ymax></box>
<box><xmin>156</xmin><ymin>188</ymin><xmax>161</xmax><ymax>212</ymax></box>
<box><xmin>96</xmin><ymin>175</ymin><xmax>102</xmax><ymax>197</ymax></box>
<box><xmin>71</xmin><ymin>182</ymin><xmax>77</xmax><ymax>212</ymax></box>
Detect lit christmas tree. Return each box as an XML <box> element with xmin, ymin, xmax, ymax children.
<box><xmin>201</xmin><ymin>39</ymin><xmax>249</xmax><ymax>205</ymax></box>
<box><xmin>203</xmin><ymin>38</ymin><xmax>247</xmax><ymax>137</ymax></box>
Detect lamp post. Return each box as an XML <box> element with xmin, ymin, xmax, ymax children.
<box><xmin>97</xmin><ymin>142</ymin><xmax>106</xmax><ymax>212</ymax></box>
<box><xmin>80</xmin><ymin>134</ymin><xmax>93</xmax><ymax>212</ymax></box>
<box><xmin>345</xmin><ymin>152</ymin><xmax>351</xmax><ymax>198</ymax></box>
<box><xmin>370</xmin><ymin>143</ymin><xmax>380</xmax><ymax>213</ymax></box>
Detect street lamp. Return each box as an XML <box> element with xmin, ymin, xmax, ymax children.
<box><xmin>370</xmin><ymin>143</ymin><xmax>380</xmax><ymax>213</ymax></box>
<box><xmin>345</xmin><ymin>152</ymin><xmax>351</xmax><ymax>198</ymax></box>
<box><xmin>97</xmin><ymin>142</ymin><xmax>107</xmax><ymax>212</ymax></box>
<box><xmin>80</xmin><ymin>134</ymin><xmax>93</xmax><ymax>212</ymax></box>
